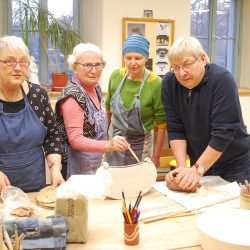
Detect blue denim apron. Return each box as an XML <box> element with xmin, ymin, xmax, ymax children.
<box><xmin>66</xmin><ymin>82</ymin><xmax>107</xmax><ymax>179</ymax></box>
<box><xmin>0</xmin><ymin>95</ymin><xmax>46</xmax><ymax>192</ymax></box>
<box><xmin>104</xmin><ymin>71</ymin><xmax>153</xmax><ymax>166</ymax></box>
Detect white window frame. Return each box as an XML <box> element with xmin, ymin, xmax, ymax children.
<box><xmin>191</xmin><ymin>0</ymin><xmax>243</xmax><ymax>83</ymax></box>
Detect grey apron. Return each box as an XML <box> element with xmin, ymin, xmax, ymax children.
<box><xmin>66</xmin><ymin>82</ymin><xmax>107</xmax><ymax>179</ymax></box>
<box><xmin>104</xmin><ymin>71</ymin><xmax>153</xmax><ymax>166</ymax></box>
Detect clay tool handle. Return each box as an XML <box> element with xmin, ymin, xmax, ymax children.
<box><xmin>128</xmin><ymin>146</ymin><xmax>140</xmax><ymax>163</ymax></box>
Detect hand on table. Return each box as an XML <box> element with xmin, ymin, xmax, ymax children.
<box><xmin>165</xmin><ymin>167</ymin><xmax>201</xmax><ymax>191</ymax></box>
<box><xmin>0</xmin><ymin>171</ymin><xmax>10</xmax><ymax>191</ymax></box>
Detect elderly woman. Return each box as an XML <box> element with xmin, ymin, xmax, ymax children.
<box><xmin>105</xmin><ymin>35</ymin><xmax>167</xmax><ymax>167</ymax></box>
<box><xmin>55</xmin><ymin>43</ymin><xmax>129</xmax><ymax>179</ymax></box>
<box><xmin>0</xmin><ymin>35</ymin><xmax>64</xmax><ymax>192</ymax></box>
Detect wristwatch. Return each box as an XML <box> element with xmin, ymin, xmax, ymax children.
<box><xmin>193</xmin><ymin>162</ymin><xmax>205</xmax><ymax>176</ymax></box>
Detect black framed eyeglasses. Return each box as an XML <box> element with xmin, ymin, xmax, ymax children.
<box><xmin>75</xmin><ymin>62</ymin><xmax>105</xmax><ymax>72</ymax></box>
<box><xmin>0</xmin><ymin>59</ymin><xmax>30</xmax><ymax>69</ymax></box>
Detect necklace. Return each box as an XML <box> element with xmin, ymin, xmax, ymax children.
<box><xmin>0</xmin><ymin>86</ymin><xmax>21</xmax><ymax>102</ymax></box>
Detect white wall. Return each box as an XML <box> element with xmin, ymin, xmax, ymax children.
<box><xmin>240</xmin><ymin>0</ymin><xmax>250</xmax><ymax>88</ymax></box>
<box><xmin>83</xmin><ymin>0</ymin><xmax>103</xmax><ymax>47</ymax></box>
<box><xmin>0</xmin><ymin>0</ymin><xmax>2</xmax><ymax>36</ymax></box>
<box><xmin>83</xmin><ymin>0</ymin><xmax>191</xmax><ymax>91</ymax></box>
<box><xmin>237</xmin><ymin>0</ymin><xmax>250</xmax><ymax>131</ymax></box>
<box><xmin>240</xmin><ymin>96</ymin><xmax>250</xmax><ymax>133</ymax></box>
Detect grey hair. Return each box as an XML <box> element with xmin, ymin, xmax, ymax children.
<box><xmin>67</xmin><ymin>43</ymin><xmax>107</xmax><ymax>71</ymax></box>
<box><xmin>0</xmin><ymin>36</ymin><xmax>30</xmax><ymax>58</ymax></box>
<box><xmin>168</xmin><ymin>36</ymin><xmax>210</xmax><ymax>65</ymax></box>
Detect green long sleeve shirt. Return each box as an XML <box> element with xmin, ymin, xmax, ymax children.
<box><xmin>105</xmin><ymin>68</ymin><xmax>166</xmax><ymax>131</ymax></box>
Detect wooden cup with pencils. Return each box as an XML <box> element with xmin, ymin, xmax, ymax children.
<box><xmin>239</xmin><ymin>180</ymin><xmax>250</xmax><ymax>210</ymax></box>
<box><xmin>122</xmin><ymin>191</ymin><xmax>142</xmax><ymax>246</ymax></box>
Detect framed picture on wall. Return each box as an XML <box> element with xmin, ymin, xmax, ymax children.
<box><xmin>122</xmin><ymin>17</ymin><xmax>175</xmax><ymax>77</ymax></box>
<box><xmin>144</xmin><ymin>9</ymin><xmax>153</xmax><ymax>18</ymax></box>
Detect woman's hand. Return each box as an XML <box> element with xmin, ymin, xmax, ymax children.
<box><xmin>0</xmin><ymin>171</ymin><xmax>10</xmax><ymax>191</ymax></box>
<box><xmin>104</xmin><ymin>136</ymin><xmax>130</xmax><ymax>152</ymax></box>
<box><xmin>165</xmin><ymin>167</ymin><xmax>201</xmax><ymax>191</ymax></box>
<box><xmin>50</xmin><ymin>167</ymin><xmax>65</xmax><ymax>188</ymax></box>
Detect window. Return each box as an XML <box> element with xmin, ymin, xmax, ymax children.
<box><xmin>11</xmin><ymin>0</ymin><xmax>82</xmax><ymax>84</ymax></box>
<box><xmin>191</xmin><ymin>0</ymin><xmax>242</xmax><ymax>80</ymax></box>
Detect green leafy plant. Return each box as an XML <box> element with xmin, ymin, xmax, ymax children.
<box><xmin>14</xmin><ymin>0</ymin><xmax>80</xmax><ymax>74</ymax></box>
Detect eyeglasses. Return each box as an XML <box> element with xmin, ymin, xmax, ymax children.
<box><xmin>75</xmin><ymin>62</ymin><xmax>104</xmax><ymax>72</ymax></box>
<box><xmin>170</xmin><ymin>57</ymin><xmax>199</xmax><ymax>73</ymax></box>
<box><xmin>0</xmin><ymin>59</ymin><xmax>30</xmax><ymax>69</ymax></box>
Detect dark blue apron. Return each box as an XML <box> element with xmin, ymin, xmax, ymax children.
<box><xmin>66</xmin><ymin>81</ymin><xmax>107</xmax><ymax>179</ymax></box>
<box><xmin>0</xmin><ymin>94</ymin><xmax>46</xmax><ymax>192</ymax></box>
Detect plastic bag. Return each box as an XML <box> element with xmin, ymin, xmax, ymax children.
<box><xmin>58</xmin><ymin>167</ymin><xmax>112</xmax><ymax>200</ymax></box>
<box><xmin>1</xmin><ymin>186</ymin><xmax>41</xmax><ymax>220</ymax></box>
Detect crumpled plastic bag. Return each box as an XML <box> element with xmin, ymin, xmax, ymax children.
<box><xmin>57</xmin><ymin>167</ymin><xmax>112</xmax><ymax>200</ymax></box>
<box><xmin>1</xmin><ymin>186</ymin><xmax>41</xmax><ymax>220</ymax></box>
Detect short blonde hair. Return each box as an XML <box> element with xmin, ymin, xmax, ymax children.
<box><xmin>168</xmin><ymin>37</ymin><xmax>210</xmax><ymax>65</ymax></box>
<box><xmin>67</xmin><ymin>43</ymin><xmax>106</xmax><ymax>71</ymax></box>
<box><xmin>0</xmin><ymin>36</ymin><xmax>30</xmax><ymax>58</ymax></box>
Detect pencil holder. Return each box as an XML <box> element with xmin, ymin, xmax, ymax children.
<box><xmin>124</xmin><ymin>222</ymin><xmax>139</xmax><ymax>246</ymax></box>
<box><xmin>240</xmin><ymin>190</ymin><xmax>250</xmax><ymax>210</ymax></box>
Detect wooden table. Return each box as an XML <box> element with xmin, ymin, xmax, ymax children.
<box><xmin>60</xmin><ymin>189</ymin><xmax>203</xmax><ymax>250</ymax></box>
<box><xmin>1</xmin><ymin>189</ymin><xmax>202</xmax><ymax>250</ymax></box>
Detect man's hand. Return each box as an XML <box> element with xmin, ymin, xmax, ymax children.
<box><xmin>0</xmin><ymin>171</ymin><xmax>10</xmax><ymax>191</ymax></box>
<box><xmin>165</xmin><ymin>167</ymin><xmax>201</xmax><ymax>191</ymax></box>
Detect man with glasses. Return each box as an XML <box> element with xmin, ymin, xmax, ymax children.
<box><xmin>162</xmin><ymin>37</ymin><xmax>250</xmax><ymax>191</ymax></box>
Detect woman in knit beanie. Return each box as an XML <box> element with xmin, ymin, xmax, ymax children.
<box><xmin>104</xmin><ymin>35</ymin><xmax>166</xmax><ymax>167</ymax></box>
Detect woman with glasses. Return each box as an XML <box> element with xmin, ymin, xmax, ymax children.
<box><xmin>55</xmin><ymin>43</ymin><xmax>129</xmax><ymax>179</ymax></box>
<box><xmin>0</xmin><ymin>36</ymin><xmax>65</xmax><ymax>192</ymax></box>
<box><xmin>104</xmin><ymin>35</ymin><xmax>166</xmax><ymax>167</ymax></box>
<box><xmin>162</xmin><ymin>36</ymin><xmax>250</xmax><ymax>191</ymax></box>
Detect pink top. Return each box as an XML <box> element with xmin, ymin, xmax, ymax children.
<box><xmin>60</xmin><ymin>78</ymin><xmax>107</xmax><ymax>152</ymax></box>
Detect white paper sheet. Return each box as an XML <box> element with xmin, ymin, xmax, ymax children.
<box><xmin>153</xmin><ymin>176</ymin><xmax>240</xmax><ymax>210</ymax></box>
<box><xmin>139</xmin><ymin>201</ymin><xmax>178</xmax><ymax>220</ymax></box>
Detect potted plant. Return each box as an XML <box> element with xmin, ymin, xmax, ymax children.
<box><xmin>49</xmin><ymin>18</ymin><xmax>80</xmax><ymax>90</ymax></box>
<box><xmin>14</xmin><ymin>0</ymin><xmax>81</xmax><ymax>90</ymax></box>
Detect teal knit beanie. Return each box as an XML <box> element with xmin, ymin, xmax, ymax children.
<box><xmin>122</xmin><ymin>35</ymin><xmax>150</xmax><ymax>58</ymax></box>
